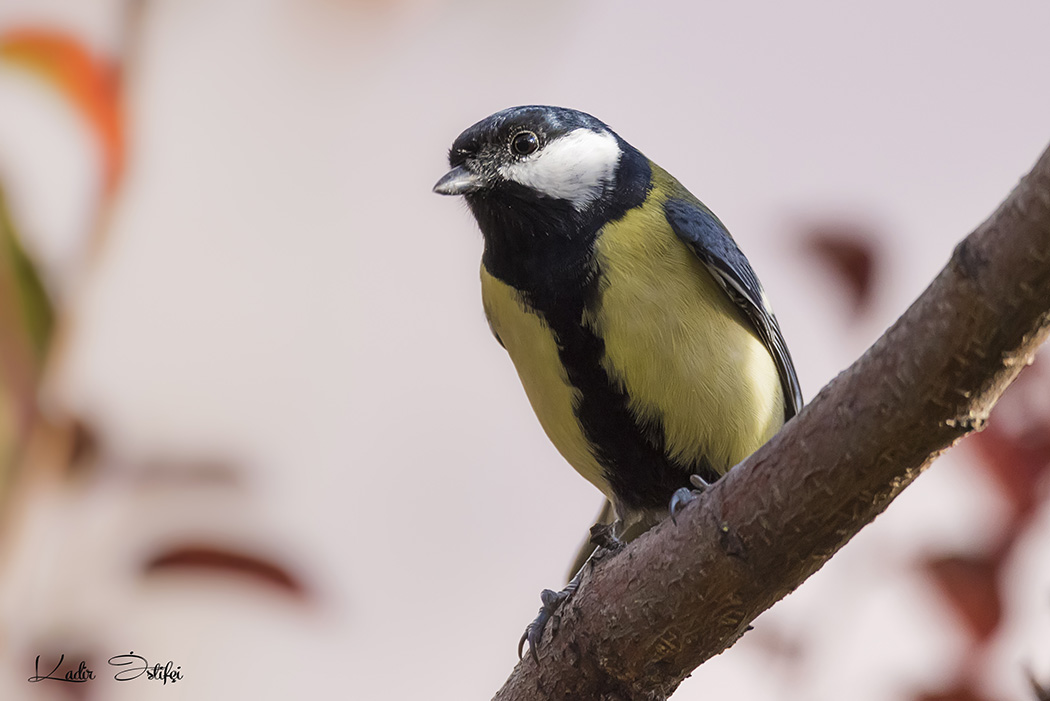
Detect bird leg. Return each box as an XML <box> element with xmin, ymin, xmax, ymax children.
<box><xmin>587</xmin><ymin>521</ymin><xmax>624</xmax><ymax>555</ymax></box>
<box><xmin>669</xmin><ymin>473</ymin><xmax>712</xmax><ymax>524</ymax></box>
<box><xmin>518</xmin><ymin>520</ymin><xmax>625</xmax><ymax>662</ymax></box>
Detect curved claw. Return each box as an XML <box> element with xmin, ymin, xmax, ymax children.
<box><xmin>669</xmin><ymin>487</ymin><xmax>696</xmax><ymax>525</ymax></box>
<box><xmin>670</xmin><ymin>474</ymin><xmax>713</xmax><ymax>525</ymax></box>
<box><xmin>518</xmin><ymin>588</ymin><xmax>569</xmax><ymax>662</ymax></box>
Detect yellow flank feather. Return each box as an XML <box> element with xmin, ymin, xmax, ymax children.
<box><xmin>480</xmin><ymin>267</ymin><xmax>612</xmax><ymax>499</ymax></box>
<box><xmin>479</xmin><ymin>163</ymin><xmax>785</xmax><ymax>496</ymax></box>
<box><xmin>583</xmin><ymin>164</ymin><xmax>785</xmax><ymax>472</ymax></box>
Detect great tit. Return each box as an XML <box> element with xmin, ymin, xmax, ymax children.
<box><xmin>434</xmin><ymin>105</ymin><xmax>803</xmax><ymax>657</ymax></box>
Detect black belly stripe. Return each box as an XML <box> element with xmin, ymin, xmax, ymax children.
<box><xmin>472</xmin><ymin>144</ymin><xmax>717</xmax><ymax>512</ymax></box>
<box><xmin>481</xmin><ymin>229</ymin><xmax>721</xmax><ymax>512</ymax></box>
<box><xmin>544</xmin><ymin>279</ymin><xmax>719</xmax><ymax>512</ymax></box>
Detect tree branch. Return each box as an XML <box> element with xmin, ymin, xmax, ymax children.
<box><xmin>493</xmin><ymin>141</ymin><xmax>1050</xmax><ymax>701</ymax></box>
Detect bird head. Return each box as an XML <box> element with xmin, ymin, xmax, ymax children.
<box><xmin>433</xmin><ymin>105</ymin><xmax>634</xmax><ymax>214</ymax></box>
<box><xmin>434</xmin><ymin>106</ymin><xmax>653</xmax><ymax>291</ymax></box>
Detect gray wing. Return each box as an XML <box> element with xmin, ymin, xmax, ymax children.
<box><xmin>664</xmin><ymin>198</ymin><xmax>803</xmax><ymax>420</ymax></box>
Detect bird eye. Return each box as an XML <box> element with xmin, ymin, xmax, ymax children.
<box><xmin>511</xmin><ymin>131</ymin><xmax>539</xmax><ymax>156</ymax></box>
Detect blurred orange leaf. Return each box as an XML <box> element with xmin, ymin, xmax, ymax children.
<box><xmin>0</xmin><ymin>28</ymin><xmax>124</xmax><ymax>191</ymax></box>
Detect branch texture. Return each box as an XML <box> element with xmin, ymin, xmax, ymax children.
<box><xmin>494</xmin><ymin>142</ymin><xmax>1050</xmax><ymax>701</ymax></box>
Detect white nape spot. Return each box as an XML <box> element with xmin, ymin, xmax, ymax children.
<box><xmin>499</xmin><ymin>128</ymin><xmax>621</xmax><ymax>211</ymax></box>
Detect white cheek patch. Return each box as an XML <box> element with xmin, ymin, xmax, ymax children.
<box><xmin>499</xmin><ymin>128</ymin><xmax>621</xmax><ymax>210</ymax></box>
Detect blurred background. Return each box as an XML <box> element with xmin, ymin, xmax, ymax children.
<box><xmin>0</xmin><ymin>0</ymin><xmax>1048</xmax><ymax>699</ymax></box>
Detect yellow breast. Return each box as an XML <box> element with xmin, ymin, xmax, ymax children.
<box><xmin>584</xmin><ymin>168</ymin><xmax>785</xmax><ymax>471</ymax></box>
<box><xmin>479</xmin><ymin>165</ymin><xmax>786</xmax><ymax>496</ymax></box>
<box><xmin>480</xmin><ymin>268</ymin><xmax>612</xmax><ymax>499</ymax></box>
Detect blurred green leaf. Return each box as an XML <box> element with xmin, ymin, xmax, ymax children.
<box><xmin>0</xmin><ymin>186</ymin><xmax>54</xmax><ymax>361</ymax></box>
<box><xmin>0</xmin><ymin>183</ymin><xmax>55</xmax><ymax>453</ymax></box>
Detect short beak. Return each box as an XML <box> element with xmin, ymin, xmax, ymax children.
<box><xmin>433</xmin><ymin>165</ymin><xmax>483</xmax><ymax>196</ymax></box>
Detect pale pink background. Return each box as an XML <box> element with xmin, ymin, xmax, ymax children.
<box><xmin>0</xmin><ymin>1</ymin><xmax>1048</xmax><ymax>699</ymax></box>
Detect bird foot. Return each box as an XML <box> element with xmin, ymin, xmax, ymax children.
<box><xmin>517</xmin><ymin>521</ymin><xmax>629</xmax><ymax>661</ymax></box>
<box><xmin>670</xmin><ymin>473</ymin><xmax>712</xmax><ymax>524</ymax></box>
<box><xmin>518</xmin><ymin>585</ymin><xmax>574</xmax><ymax>662</ymax></box>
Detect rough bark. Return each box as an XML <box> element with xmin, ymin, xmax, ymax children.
<box><xmin>493</xmin><ymin>141</ymin><xmax>1050</xmax><ymax>701</ymax></box>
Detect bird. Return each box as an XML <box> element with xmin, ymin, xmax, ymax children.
<box><xmin>433</xmin><ymin>105</ymin><xmax>802</xmax><ymax>660</ymax></box>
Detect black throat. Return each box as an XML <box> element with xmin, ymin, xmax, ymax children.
<box><xmin>470</xmin><ymin>140</ymin><xmax>651</xmax><ymax>315</ymax></box>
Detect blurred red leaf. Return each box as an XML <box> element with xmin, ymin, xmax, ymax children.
<box><xmin>970</xmin><ymin>421</ymin><xmax>1050</xmax><ymax>518</ymax></box>
<box><xmin>923</xmin><ymin>554</ymin><xmax>1002</xmax><ymax>643</ymax></box>
<box><xmin>802</xmin><ymin>220</ymin><xmax>879</xmax><ymax>315</ymax></box>
<box><xmin>914</xmin><ymin>686</ymin><xmax>996</xmax><ymax>701</ymax></box>
<box><xmin>144</xmin><ymin>543</ymin><xmax>311</xmax><ymax>602</ymax></box>
<box><xmin>967</xmin><ymin>355</ymin><xmax>1050</xmax><ymax>520</ymax></box>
